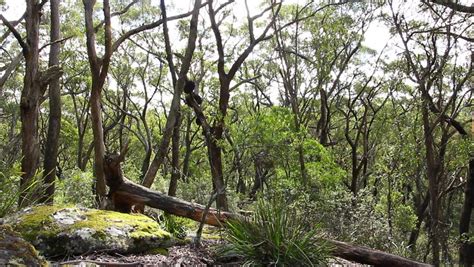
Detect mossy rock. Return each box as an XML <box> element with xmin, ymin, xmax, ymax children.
<box><xmin>0</xmin><ymin>224</ymin><xmax>47</xmax><ymax>266</ymax></box>
<box><xmin>4</xmin><ymin>205</ymin><xmax>178</xmax><ymax>257</ymax></box>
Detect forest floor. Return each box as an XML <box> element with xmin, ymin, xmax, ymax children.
<box><xmin>51</xmin><ymin>238</ymin><xmax>364</xmax><ymax>266</ymax></box>
<box><xmin>52</xmin><ymin>239</ymin><xmax>233</xmax><ymax>266</ymax></box>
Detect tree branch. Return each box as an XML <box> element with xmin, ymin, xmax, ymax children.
<box><xmin>0</xmin><ymin>14</ymin><xmax>28</xmax><ymax>53</ymax></box>
<box><xmin>427</xmin><ymin>0</ymin><xmax>474</xmax><ymax>13</ymax></box>
<box><xmin>112</xmin><ymin>1</ymin><xmax>208</xmax><ymax>53</ymax></box>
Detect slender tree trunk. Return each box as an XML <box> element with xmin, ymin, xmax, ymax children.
<box><xmin>141</xmin><ymin>0</ymin><xmax>201</xmax><ymax>188</ymax></box>
<box><xmin>89</xmin><ymin>82</ymin><xmax>107</xmax><ymax>201</ymax></box>
<box><xmin>317</xmin><ymin>89</ymin><xmax>329</xmax><ymax>145</ymax></box>
<box><xmin>409</xmin><ymin>193</ymin><xmax>430</xmax><ymax>253</ymax></box>
<box><xmin>41</xmin><ymin>0</ymin><xmax>61</xmax><ymax>204</ymax></box>
<box><xmin>168</xmin><ymin>110</ymin><xmax>181</xmax><ymax>196</ymax></box>
<box><xmin>350</xmin><ymin>144</ymin><xmax>359</xmax><ymax>196</ymax></box>
<box><xmin>83</xmin><ymin>0</ymin><xmax>113</xmax><ymax>203</ymax></box>
<box><xmin>181</xmin><ymin>112</ymin><xmax>193</xmax><ymax>182</ymax></box>
<box><xmin>422</xmin><ymin>101</ymin><xmax>440</xmax><ymax>266</ymax></box>
<box><xmin>207</xmin><ymin>134</ymin><xmax>228</xmax><ymax>210</ymax></box>
<box><xmin>140</xmin><ymin>146</ymin><xmax>152</xmax><ymax>180</ymax></box>
<box><xmin>459</xmin><ymin>158</ymin><xmax>474</xmax><ymax>266</ymax></box>
<box><xmin>19</xmin><ymin>0</ymin><xmax>42</xmax><ymax>207</ymax></box>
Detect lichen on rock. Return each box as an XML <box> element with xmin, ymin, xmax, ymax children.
<box><xmin>4</xmin><ymin>205</ymin><xmax>177</xmax><ymax>257</ymax></box>
<box><xmin>0</xmin><ymin>224</ymin><xmax>47</xmax><ymax>266</ymax></box>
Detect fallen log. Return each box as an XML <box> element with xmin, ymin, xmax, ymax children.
<box><xmin>113</xmin><ymin>177</ymin><xmax>242</xmax><ymax>227</ymax></box>
<box><xmin>329</xmin><ymin>240</ymin><xmax>432</xmax><ymax>267</ymax></box>
<box><xmin>103</xmin><ymin>153</ymin><xmax>432</xmax><ymax>266</ymax></box>
<box><xmin>104</xmin><ymin>153</ymin><xmax>242</xmax><ymax>227</ymax></box>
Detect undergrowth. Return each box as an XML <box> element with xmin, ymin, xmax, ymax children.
<box><xmin>219</xmin><ymin>197</ymin><xmax>330</xmax><ymax>266</ymax></box>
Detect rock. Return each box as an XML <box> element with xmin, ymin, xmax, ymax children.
<box><xmin>4</xmin><ymin>205</ymin><xmax>178</xmax><ymax>257</ymax></box>
<box><xmin>0</xmin><ymin>225</ymin><xmax>47</xmax><ymax>266</ymax></box>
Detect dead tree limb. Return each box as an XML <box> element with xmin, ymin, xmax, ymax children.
<box><xmin>329</xmin><ymin>240</ymin><xmax>432</xmax><ymax>267</ymax></box>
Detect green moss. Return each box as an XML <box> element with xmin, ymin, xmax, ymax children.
<box><xmin>7</xmin><ymin>205</ymin><xmax>177</xmax><ymax>257</ymax></box>
<box><xmin>147</xmin><ymin>247</ymin><xmax>169</xmax><ymax>256</ymax></box>
<box><xmin>12</xmin><ymin>205</ymin><xmax>65</xmax><ymax>242</ymax></box>
<box><xmin>12</xmin><ymin>205</ymin><xmax>171</xmax><ymax>242</ymax></box>
<box><xmin>200</xmin><ymin>225</ymin><xmax>223</xmax><ymax>240</ymax></box>
<box><xmin>73</xmin><ymin>209</ymin><xmax>171</xmax><ymax>241</ymax></box>
<box><xmin>0</xmin><ymin>225</ymin><xmax>47</xmax><ymax>266</ymax></box>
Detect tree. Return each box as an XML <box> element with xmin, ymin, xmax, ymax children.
<box><xmin>1</xmin><ymin>0</ymin><xmax>62</xmax><ymax>207</ymax></box>
<box><xmin>201</xmin><ymin>0</ymin><xmax>282</xmax><ymax>210</ymax></box>
<box><xmin>390</xmin><ymin>1</ymin><xmax>473</xmax><ymax>264</ymax></box>
<box><xmin>41</xmin><ymin>0</ymin><xmax>62</xmax><ymax>204</ymax></box>
<box><xmin>82</xmin><ymin>0</ymin><xmax>202</xmax><ymax>204</ymax></box>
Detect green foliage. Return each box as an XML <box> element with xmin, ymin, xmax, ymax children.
<box><xmin>220</xmin><ymin>197</ymin><xmax>330</xmax><ymax>266</ymax></box>
<box><xmin>55</xmin><ymin>168</ymin><xmax>95</xmax><ymax>207</ymax></box>
<box><xmin>0</xmin><ymin>163</ymin><xmax>22</xmax><ymax>218</ymax></box>
<box><xmin>159</xmin><ymin>214</ymin><xmax>190</xmax><ymax>240</ymax></box>
<box><xmin>303</xmin><ymin>139</ymin><xmax>345</xmax><ymax>188</ymax></box>
<box><xmin>0</xmin><ymin>163</ymin><xmax>44</xmax><ymax>217</ymax></box>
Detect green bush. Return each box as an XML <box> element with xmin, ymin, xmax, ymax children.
<box><xmin>55</xmin><ymin>168</ymin><xmax>95</xmax><ymax>207</ymax></box>
<box><xmin>0</xmin><ymin>163</ymin><xmax>22</xmax><ymax>218</ymax></box>
<box><xmin>0</xmin><ymin>162</ymin><xmax>45</xmax><ymax>217</ymax></box>
<box><xmin>220</xmin><ymin>197</ymin><xmax>330</xmax><ymax>266</ymax></box>
<box><xmin>160</xmin><ymin>214</ymin><xmax>188</xmax><ymax>239</ymax></box>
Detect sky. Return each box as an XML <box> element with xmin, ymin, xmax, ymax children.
<box><xmin>1</xmin><ymin>0</ymin><xmax>392</xmax><ymax>53</ymax></box>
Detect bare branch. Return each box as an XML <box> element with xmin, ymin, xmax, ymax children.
<box><xmin>0</xmin><ymin>12</ymin><xmax>24</xmax><ymax>43</ymax></box>
<box><xmin>112</xmin><ymin>1</ymin><xmax>208</xmax><ymax>53</ymax></box>
<box><xmin>94</xmin><ymin>0</ymin><xmax>140</xmax><ymax>32</ymax></box>
<box><xmin>0</xmin><ymin>14</ymin><xmax>28</xmax><ymax>52</ymax></box>
<box><xmin>426</xmin><ymin>0</ymin><xmax>474</xmax><ymax>13</ymax></box>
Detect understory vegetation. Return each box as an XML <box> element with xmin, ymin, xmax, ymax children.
<box><xmin>0</xmin><ymin>0</ymin><xmax>472</xmax><ymax>265</ymax></box>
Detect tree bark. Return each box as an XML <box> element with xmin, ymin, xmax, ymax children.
<box><xmin>329</xmin><ymin>240</ymin><xmax>432</xmax><ymax>267</ymax></box>
<box><xmin>421</xmin><ymin>99</ymin><xmax>440</xmax><ymax>266</ymax></box>
<box><xmin>168</xmin><ymin>111</ymin><xmax>181</xmax><ymax>196</ymax></box>
<box><xmin>459</xmin><ymin>159</ymin><xmax>474</xmax><ymax>266</ymax></box>
<box><xmin>41</xmin><ymin>0</ymin><xmax>62</xmax><ymax>204</ymax></box>
<box><xmin>18</xmin><ymin>0</ymin><xmax>42</xmax><ymax>207</ymax></box>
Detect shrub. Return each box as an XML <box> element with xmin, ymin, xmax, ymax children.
<box><xmin>55</xmin><ymin>168</ymin><xmax>95</xmax><ymax>207</ymax></box>
<box><xmin>220</xmin><ymin>197</ymin><xmax>330</xmax><ymax>266</ymax></box>
<box><xmin>160</xmin><ymin>214</ymin><xmax>188</xmax><ymax>239</ymax></box>
<box><xmin>0</xmin><ymin>163</ymin><xmax>43</xmax><ymax>217</ymax></box>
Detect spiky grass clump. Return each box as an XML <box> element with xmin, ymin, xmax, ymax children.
<box><xmin>220</xmin><ymin>198</ymin><xmax>330</xmax><ymax>266</ymax></box>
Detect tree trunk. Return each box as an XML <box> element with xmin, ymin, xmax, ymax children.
<box><xmin>168</xmin><ymin>110</ymin><xmax>181</xmax><ymax>196</ymax></box>
<box><xmin>83</xmin><ymin>0</ymin><xmax>113</xmax><ymax>203</ymax></box>
<box><xmin>18</xmin><ymin>0</ymin><xmax>42</xmax><ymax>207</ymax></box>
<box><xmin>90</xmin><ymin>82</ymin><xmax>107</xmax><ymax>201</ymax></box>
<box><xmin>459</xmin><ymin>159</ymin><xmax>474</xmax><ymax>266</ymax></box>
<box><xmin>317</xmin><ymin>89</ymin><xmax>329</xmax><ymax>146</ymax></box>
<box><xmin>329</xmin><ymin>240</ymin><xmax>432</xmax><ymax>267</ymax></box>
<box><xmin>181</xmin><ymin>112</ymin><xmax>193</xmax><ymax>182</ymax></box>
<box><xmin>207</xmin><ymin>135</ymin><xmax>229</xmax><ymax>210</ymax></box>
<box><xmin>422</xmin><ymin>100</ymin><xmax>440</xmax><ymax>266</ymax></box>
<box><xmin>409</xmin><ymin>193</ymin><xmax>430</xmax><ymax>253</ymax></box>
<box><xmin>41</xmin><ymin>0</ymin><xmax>61</xmax><ymax>204</ymax></box>
<box><xmin>141</xmin><ymin>0</ymin><xmax>201</xmax><ymax>188</ymax></box>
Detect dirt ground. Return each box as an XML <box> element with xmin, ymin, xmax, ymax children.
<box><xmin>52</xmin><ymin>239</ymin><xmax>231</xmax><ymax>266</ymax></box>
